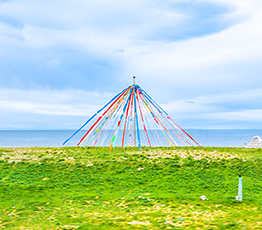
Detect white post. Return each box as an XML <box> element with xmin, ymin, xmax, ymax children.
<box><xmin>133</xmin><ymin>76</ymin><xmax>136</xmax><ymax>85</ymax></box>
<box><xmin>238</xmin><ymin>175</ymin><xmax>242</xmax><ymax>201</ymax></box>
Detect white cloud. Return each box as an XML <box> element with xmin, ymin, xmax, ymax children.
<box><xmin>159</xmin><ymin>88</ymin><xmax>262</xmax><ymax>128</ymax></box>
<box><xmin>208</xmin><ymin>110</ymin><xmax>262</xmax><ymax>122</ymax></box>
<box><xmin>0</xmin><ymin>88</ymin><xmax>113</xmax><ymax>116</ymax></box>
<box><xmin>0</xmin><ymin>0</ymin><xmax>262</xmax><ymax>129</ymax></box>
<box><xmin>122</xmin><ymin>1</ymin><xmax>262</xmax><ymax>98</ymax></box>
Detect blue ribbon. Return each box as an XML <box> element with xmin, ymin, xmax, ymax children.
<box><xmin>63</xmin><ymin>85</ymin><xmax>130</xmax><ymax>145</ymax></box>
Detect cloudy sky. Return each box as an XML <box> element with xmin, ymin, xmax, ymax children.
<box><xmin>0</xmin><ymin>0</ymin><xmax>262</xmax><ymax>130</ymax></box>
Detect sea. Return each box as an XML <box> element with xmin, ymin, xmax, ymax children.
<box><xmin>0</xmin><ymin>130</ymin><xmax>261</xmax><ymax>148</ymax></box>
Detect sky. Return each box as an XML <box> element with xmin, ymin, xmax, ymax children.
<box><xmin>0</xmin><ymin>0</ymin><xmax>262</xmax><ymax>130</ymax></box>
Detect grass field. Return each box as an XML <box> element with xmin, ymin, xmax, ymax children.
<box><xmin>0</xmin><ymin>146</ymin><xmax>262</xmax><ymax>229</ymax></box>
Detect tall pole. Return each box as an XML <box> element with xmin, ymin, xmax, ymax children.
<box><xmin>133</xmin><ymin>77</ymin><xmax>137</xmax><ymax>146</ymax></box>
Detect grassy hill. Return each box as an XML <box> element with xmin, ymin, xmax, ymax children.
<box><xmin>0</xmin><ymin>147</ymin><xmax>262</xmax><ymax>229</ymax></box>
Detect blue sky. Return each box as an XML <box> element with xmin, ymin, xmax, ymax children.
<box><xmin>0</xmin><ymin>0</ymin><xmax>262</xmax><ymax>130</ymax></box>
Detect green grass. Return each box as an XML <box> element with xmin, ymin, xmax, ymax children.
<box><xmin>0</xmin><ymin>147</ymin><xmax>262</xmax><ymax>229</ymax></box>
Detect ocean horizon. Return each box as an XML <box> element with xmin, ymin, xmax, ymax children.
<box><xmin>0</xmin><ymin>129</ymin><xmax>261</xmax><ymax>148</ymax></box>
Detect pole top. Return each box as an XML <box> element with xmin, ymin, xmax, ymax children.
<box><xmin>133</xmin><ymin>76</ymin><xmax>136</xmax><ymax>85</ymax></box>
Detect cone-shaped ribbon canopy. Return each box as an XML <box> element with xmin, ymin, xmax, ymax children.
<box><xmin>63</xmin><ymin>77</ymin><xmax>200</xmax><ymax>149</ymax></box>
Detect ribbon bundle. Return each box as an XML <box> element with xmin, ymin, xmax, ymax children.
<box><xmin>63</xmin><ymin>82</ymin><xmax>200</xmax><ymax>149</ymax></box>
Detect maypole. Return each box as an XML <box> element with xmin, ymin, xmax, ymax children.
<box><xmin>63</xmin><ymin>76</ymin><xmax>200</xmax><ymax>149</ymax></box>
